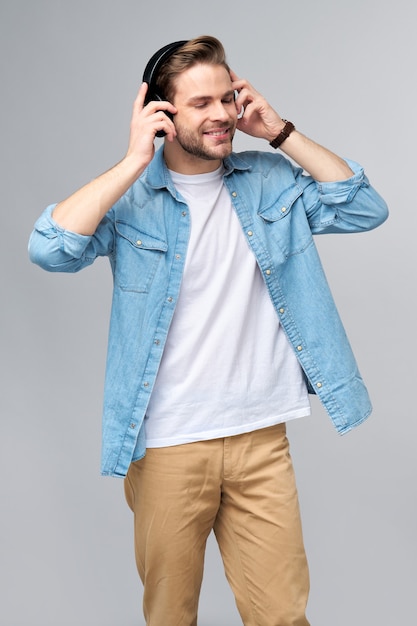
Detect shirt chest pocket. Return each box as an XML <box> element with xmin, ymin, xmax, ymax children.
<box><xmin>258</xmin><ymin>183</ymin><xmax>313</xmax><ymax>258</ymax></box>
<box><xmin>114</xmin><ymin>220</ymin><xmax>168</xmax><ymax>293</ymax></box>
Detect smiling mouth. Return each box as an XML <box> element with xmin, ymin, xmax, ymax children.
<box><xmin>204</xmin><ymin>128</ymin><xmax>230</xmax><ymax>138</ymax></box>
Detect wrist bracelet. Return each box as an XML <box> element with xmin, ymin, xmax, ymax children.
<box><xmin>269</xmin><ymin>120</ymin><xmax>295</xmax><ymax>149</ymax></box>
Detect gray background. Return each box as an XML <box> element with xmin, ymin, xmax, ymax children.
<box><xmin>1</xmin><ymin>0</ymin><xmax>415</xmax><ymax>624</ymax></box>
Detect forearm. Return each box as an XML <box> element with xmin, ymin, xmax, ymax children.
<box><xmin>273</xmin><ymin>128</ymin><xmax>354</xmax><ymax>182</ymax></box>
<box><xmin>231</xmin><ymin>73</ymin><xmax>354</xmax><ymax>183</ymax></box>
<box><xmin>52</xmin><ymin>155</ymin><xmax>146</xmax><ymax>235</ymax></box>
<box><xmin>51</xmin><ymin>82</ymin><xmax>178</xmax><ymax>236</ymax></box>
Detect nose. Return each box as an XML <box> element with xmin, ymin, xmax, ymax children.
<box><xmin>209</xmin><ymin>100</ymin><xmax>231</xmax><ymax>121</ymax></box>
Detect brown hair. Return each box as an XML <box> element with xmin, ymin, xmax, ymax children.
<box><xmin>157</xmin><ymin>35</ymin><xmax>230</xmax><ymax>103</ymax></box>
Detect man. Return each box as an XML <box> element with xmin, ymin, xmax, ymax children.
<box><xmin>29</xmin><ymin>36</ymin><xmax>388</xmax><ymax>626</ymax></box>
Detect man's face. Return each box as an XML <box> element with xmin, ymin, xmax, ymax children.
<box><xmin>168</xmin><ymin>63</ymin><xmax>237</xmax><ymax>168</ymax></box>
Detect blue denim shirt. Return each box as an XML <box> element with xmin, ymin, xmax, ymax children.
<box><xmin>29</xmin><ymin>147</ymin><xmax>388</xmax><ymax>477</ymax></box>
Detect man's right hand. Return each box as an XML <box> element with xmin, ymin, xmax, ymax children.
<box><xmin>126</xmin><ymin>82</ymin><xmax>177</xmax><ymax>169</ymax></box>
<box><xmin>51</xmin><ymin>83</ymin><xmax>176</xmax><ymax>236</ymax></box>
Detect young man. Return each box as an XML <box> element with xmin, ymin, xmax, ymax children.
<box><xmin>29</xmin><ymin>36</ymin><xmax>388</xmax><ymax>626</ymax></box>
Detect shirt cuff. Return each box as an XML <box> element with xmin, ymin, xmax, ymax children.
<box><xmin>33</xmin><ymin>204</ymin><xmax>93</xmax><ymax>259</ymax></box>
<box><xmin>316</xmin><ymin>159</ymin><xmax>368</xmax><ymax>205</ymax></box>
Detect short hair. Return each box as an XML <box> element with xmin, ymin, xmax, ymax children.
<box><xmin>157</xmin><ymin>35</ymin><xmax>230</xmax><ymax>103</ymax></box>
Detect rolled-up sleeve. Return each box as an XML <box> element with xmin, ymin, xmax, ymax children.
<box><xmin>300</xmin><ymin>159</ymin><xmax>389</xmax><ymax>234</ymax></box>
<box><xmin>28</xmin><ymin>204</ymin><xmax>115</xmax><ymax>272</ymax></box>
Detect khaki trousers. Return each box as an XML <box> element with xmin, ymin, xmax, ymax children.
<box><xmin>124</xmin><ymin>423</ymin><xmax>310</xmax><ymax>626</ymax></box>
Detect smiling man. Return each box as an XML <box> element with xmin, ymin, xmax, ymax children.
<box><xmin>164</xmin><ymin>63</ymin><xmax>237</xmax><ymax>167</ymax></box>
<box><xmin>29</xmin><ymin>36</ymin><xmax>388</xmax><ymax>626</ymax></box>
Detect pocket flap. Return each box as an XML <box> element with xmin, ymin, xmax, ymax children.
<box><xmin>115</xmin><ymin>220</ymin><xmax>168</xmax><ymax>251</ymax></box>
<box><xmin>258</xmin><ymin>183</ymin><xmax>303</xmax><ymax>222</ymax></box>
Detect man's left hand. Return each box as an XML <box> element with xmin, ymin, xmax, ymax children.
<box><xmin>230</xmin><ymin>70</ymin><xmax>285</xmax><ymax>142</ymax></box>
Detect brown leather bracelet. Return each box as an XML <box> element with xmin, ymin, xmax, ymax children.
<box><xmin>269</xmin><ymin>120</ymin><xmax>295</xmax><ymax>149</ymax></box>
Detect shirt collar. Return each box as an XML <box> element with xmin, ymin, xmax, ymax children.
<box><xmin>144</xmin><ymin>145</ymin><xmax>252</xmax><ymax>192</ymax></box>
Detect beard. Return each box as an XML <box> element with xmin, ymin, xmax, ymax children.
<box><xmin>174</xmin><ymin>122</ymin><xmax>235</xmax><ymax>161</ymax></box>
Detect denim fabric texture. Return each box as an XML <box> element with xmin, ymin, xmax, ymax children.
<box><xmin>29</xmin><ymin>147</ymin><xmax>389</xmax><ymax>477</ymax></box>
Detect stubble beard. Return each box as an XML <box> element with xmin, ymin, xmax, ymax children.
<box><xmin>174</xmin><ymin>124</ymin><xmax>235</xmax><ymax>161</ymax></box>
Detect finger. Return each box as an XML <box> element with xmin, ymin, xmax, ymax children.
<box><xmin>152</xmin><ymin>111</ymin><xmax>177</xmax><ymax>138</ymax></box>
<box><xmin>133</xmin><ymin>82</ymin><xmax>149</xmax><ymax>109</ymax></box>
<box><xmin>230</xmin><ymin>72</ymin><xmax>250</xmax><ymax>93</ymax></box>
<box><xmin>234</xmin><ymin>85</ymin><xmax>252</xmax><ymax>114</ymax></box>
<box><xmin>144</xmin><ymin>98</ymin><xmax>177</xmax><ymax>117</ymax></box>
<box><xmin>229</xmin><ymin>69</ymin><xmax>240</xmax><ymax>81</ymax></box>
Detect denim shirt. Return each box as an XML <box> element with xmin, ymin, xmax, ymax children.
<box><xmin>29</xmin><ymin>147</ymin><xmax>388</xmax><ymax>477</ymax></box>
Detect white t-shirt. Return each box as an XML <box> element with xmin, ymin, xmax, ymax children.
<box><xmin>144</xmin><ymin>165</ymin><xmax>310</xmax><ymax>447</ymax></box>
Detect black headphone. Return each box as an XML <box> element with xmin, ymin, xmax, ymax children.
<box><xmin>142</xmin><ymin>40</ymin><xmax>188</xmax><ymax>137</ymax></box>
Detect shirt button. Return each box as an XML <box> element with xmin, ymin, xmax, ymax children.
<box><xmin>279</xmin><ymin>308</ymin><xmax>285</xmax><ymax>314</ymax></box>
<box><xmin>175</xmin><ymin>254</ymin><xmax>181</xmax><ymax>260</ymax></box>
<box><xmin>247</xmin><ymin>230</ymin><xmax>253</xmax><ymax>236</ymax></box>
<box><xmin>297</xmin><ymin>345</ymin><xmax>303</xmax><ymax>351</ymax></box>
<box><xmin>154</xmin><ymin>339</ymin><xmax>160</xmax><ymax>345</ymax></box>
<box><xmin>167</xmin><ymin>297</ymin><xmax>173</xmax><ymax>302</ymax></box>
<box><xmin>130</xmin><ymin>423</ymin><xmax>136</xmax><ymax>429</ymax></box>
<box><xmin>281</xmin><ymin>207</ymin><xmax>287</xmax><ymax>213</ymax></box>
<box><xmin>182</xmin><ymin>211</ymin><xmax>187</xmax><ymax>217</ymax></box>
<box><xmin>316</xmin><ymin>382</ymin><xmax>323</xmax><ymax>388</ymax></box>
<box><xmin>136</xmin><ymin>240</ymin><xmax>142</xmax><ymax>246</ymax></box>
<box><xmin>266</xmin><ymin>269</ymin><xmax>271</xmax><ymax>275</ymax></box>
<box><xmin>144</xmin><ymin>382</ymin><xmax>149</xmax><ymax>388</ymax></box>
<box><xmin>232</xmin><ymin>191</ymin><xmax>237</xmax><ymax>197</ymax></box>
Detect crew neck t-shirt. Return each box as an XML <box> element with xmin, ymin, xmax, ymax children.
<box><xmin>144</xmin><ymin>165</ymin><xmax>310</xmax><ymax>447</ymax></box>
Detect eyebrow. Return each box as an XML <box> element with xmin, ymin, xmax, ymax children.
<box><xmin>187</xmin><ymin>90</ymin><xmax>235</xmax><ymax>104</ymax></box>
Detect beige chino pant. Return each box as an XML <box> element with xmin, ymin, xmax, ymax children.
<box><xmin>124</xmin><ymin>423</ymin><xmax>310</xmax><ymax>626</ymax></box>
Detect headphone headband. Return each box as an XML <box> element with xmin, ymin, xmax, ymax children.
<box><xmin>142</xmin><ymin>40</ymin><xmax>188</xmax><ymax>104</ymax></box>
